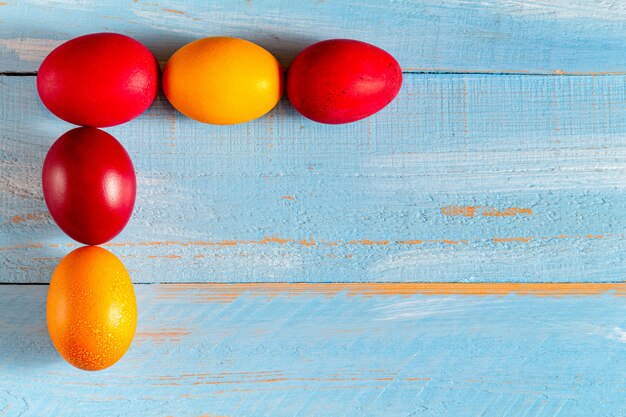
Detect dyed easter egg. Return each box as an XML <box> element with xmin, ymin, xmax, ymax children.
<box><xmin>163</xmin><ymin>37</ymin><xmax>283</xmax><ymax>124</ymax></box>
<box><xmin>37</xmin><ymin>33</ymin><xmax>159</xmax><ymax>127</ymax></box>
<box><xmin>47</xmin><ymin>246</ymin><xmax>137</xmax><ymax>371</ymax></box>
<box><xmin>42</xmin><ymin>127</ymin><xmax>136</xmax><ymax>245</ymax></box>
<box><xmin>286</xmin><ymin>39</ymin><xmax>402</xmax><ymax>124</ymax></box>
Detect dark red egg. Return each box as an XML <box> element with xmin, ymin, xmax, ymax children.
<box><xmin>42</xmin><ymin>128</ymin><xmax>136</xmax><ymax>245</ymax></box>
<box><xmin>37</xmin><ymin>33</ymin><xmax>160</xmax><ymax>127</ymax></box>
<box><xmin>286</xmin><ymin>39</ymin><xmax>402</xmax><ymax>124</ymax></box>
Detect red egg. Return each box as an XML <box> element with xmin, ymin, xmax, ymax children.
<box><xmin>37</xmin><ymin>33</ymin><xmax>160</xmax><ymax>127</ymax></box>
<box><xmin>42</xmin><ymin>128</ymin><xmax>136</xmax><ymax>245</ymax></box>
<box><xmin>286</xmin><ymin>39</ymin><xmax>402</xmax><ymax>124</ymax></box>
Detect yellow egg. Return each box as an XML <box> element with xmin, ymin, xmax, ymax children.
<box><xmin>163</xmin><ymin>37</ymin><xmax>283</xmax><ymax>124</ymax></box>
<box><xmin>47</xmin><ymin>246</ymin><xmax>137</xmax><ymax>371</ymax></box>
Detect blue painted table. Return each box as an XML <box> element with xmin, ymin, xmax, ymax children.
<box><xmin>1</xmin><ymin>1</ymin><xmax>625</xmax><ymax>416</ymax></box>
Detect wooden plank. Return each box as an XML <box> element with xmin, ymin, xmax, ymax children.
<box><xmin>1</xmin><ymin>283</ymin><xmax>625</xmax><ymax>416</ymax></box>
<box><xmin>3</xmin><ymin>0</ymin><xmax>626</xmax><ymax>73</ymax></box>
<box><xmin>2</xmin><ymin>74</ymin><xmax>626</xmax><ymax>283</ymax></box>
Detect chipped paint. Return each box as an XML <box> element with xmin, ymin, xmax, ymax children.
<box><xmin>136</xmin><ymin>328</ymin><xmax>191</xmax><ymax>344</ymax></box>
<box><xmin>492</xmin><ymin>237</ymin><xmax>533</xmax><ymax>243</ymax></box>
<box><xmin>162</xmin><ymin>8</ymin><xmax>184</xmax><ymax>15</ymax></box>
<box><xmin>9</xmin><ymin>211</ymin><xmax>50</xmax><ymax>224</ymax></box>
<box><xmin>0</xmin><ymin>37</ymin><xmax>62</xmax><ymax>62</ymax></box>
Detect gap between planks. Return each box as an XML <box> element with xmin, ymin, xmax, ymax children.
<box><xmin>4</xmin><ymin>70</ymin><xmax>626</xmax><ymax>77</ymax></box>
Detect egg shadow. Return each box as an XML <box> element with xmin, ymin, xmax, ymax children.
<box><xmin>0</xmin><ymin>85</ymin><xmax>68</xmax><ymax>366</ymax></box>
<box><xmin>0</xmin><ymin>284</ymin><xmax>61</xmax><ymax>366</ymax></box>
<box><xmin>0</xmin><ymin>188</ymin><xmax>64</xmax><ymax>366</ymax></box>
<box><xmin>143</xmin><ymin>32</ymin><xmax>320</xmax><ymax>126</ymax></box>
<box><xmin>140</xmin><ymin>32</ymin><xmax>320</xmax><ymax>70</ymax></box>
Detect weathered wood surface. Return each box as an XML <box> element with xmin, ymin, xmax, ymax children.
<box><xmin>1</xmin><ymin>284</ymin><xmax>625</xmax><ymax>417</ymax></box>
<box><xmin>2</xmin><ymin>75</ymin><xmax>625</xmax><ymax>282</ymax></box>
<box><xmin>2</xmin><ymin>2</ymin><xmax>626</xmax><ymax>414</ymax></box>
<box><xmin>4</xmin><ymin>0</ymin><xmax>626</xmax><ymax>74</ymax></box>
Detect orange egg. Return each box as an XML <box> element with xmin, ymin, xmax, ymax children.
<box><xmin>163</xmin><ymin>37</ymin><xmax>283</xmax><ymax>124</ymax></box>
<box><xmin>47</xmin><ymin>246</ymin><xmax>136</xmax><ymax>371</ymax></box>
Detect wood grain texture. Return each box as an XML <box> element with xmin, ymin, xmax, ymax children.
<box><xmin>4</xmin><ymin>0</ymin><xmax>626</xmax><ymax>73</ymax></box>
<box><xmin>1</xmin><ymin>284</ymin><xmax>625</xmax><ymax>417</ymax></box>
<box><xmin>2</xmin><ymin>74</ymin><xmax>625</xmax><ymax>283</ymax></box>
<box><xmin>3</xmin><ymin>3</ymin><xmax>626</xmax><ymax>416</ymax></box>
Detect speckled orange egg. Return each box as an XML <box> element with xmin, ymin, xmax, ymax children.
<box><xmin>47</xmin><ymin>246</ymin><xmax>136</xmax><ymax>371</ymax></box>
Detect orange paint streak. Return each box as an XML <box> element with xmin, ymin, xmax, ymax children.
<box><xmin>212</xmin><ymin>384</ymin><xmax>386</xmax><ymax>394</ymax></box>
<box><xmin>0</xmin><ymin>243</ymin><xmax>43</xmax><ymax>251</ymax></box>
<box><xmin>492</xmin><ymin>237</ymin><xmax>533</xmax><ymax>243</ymax></box>
<box><xmin>156</xmin><ymin>282</ymin><xmax>626</xmax><ymax>302</ymax></box>
<box><xmin>191</xmin><ymin>377</ymin><xmax>289</xmax><ymax>386</ymax></box>
<box><xmin>136</xmin><ymin>328</ymin><xmax>190</xmax><ymax>343</ymax></box>
<box><xmin>146</xmin><ymin>254</ymin><xmax>182</xmax><ymax>259</ymax></box>
<box><xmin>483</xmin><ymin>207</ymin><xmax>533</xmax><ymax>217</ymax></box>
<box><xmin>441</xmin><ymin>205</ymin><xmax>478</xmax><ymax>217</ymax></box>
<box><xmin>442</xmin><ymin>205</ymin><xmax>533</xmax><ymax>217</ymax></box>
<box><xmin>281</xmin><ymin>195</ymin><xmax>295</xmax><ymax>200</ymax></box>
<box><xmin>158</xmin><ymin>371</ymin><xmax>430</xmax><ymax>392</ymax></box>
<box><xmin>347</xmin><ymin>239</ymin><xmax>390</xmax><ymax>245</ymax></box>
<box><xmin>1</xmin><ymin>233</ymin><xmax>618</xmax><ymax>252</ymax></box>
<box><xmin>259</xmin><ymin>236</ymin><xmax>291</xmax><ymax>244</ymax></box>
<box><xmin>163</xmin><ymin>8</ymin><xmax>184</xmax><ymax>14</ymax></box>
<box><xmin>255</xmin><ymin>378</ymin><xmax>288</xmax><ymax>383</ymax></box>
<box><xmin>10</xmin><ymin>211</ymin><xmax>50</xmax><ymax>224</ymax></box>
<box><xmin>136</xmin><ymin>240</ymin><xmax>180</xmax><ymax>247</ymax></box>
<box><xmin>398</xmin><ymin>240</ymin><xmax>424</xmax><ymax>245</ymax></box>
<box><xmin>299</xmin><ymin>238</ymin><xmax>316</xmax><ymax>247</ymax></box>
<box><xmin>585</xmin><ymin>234</ymin><xmax>604</xmax><ymax>239</ymax></box>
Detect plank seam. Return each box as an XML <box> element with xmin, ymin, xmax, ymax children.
<box><xmin>2</xmin><ymin>282</ymin><xmax>624</xmax><ymax>285</ymax></box>
<box><xmin>3</xmin><ymin>71</ymin><xmax>626</xmax><ymax>77</ymax></box>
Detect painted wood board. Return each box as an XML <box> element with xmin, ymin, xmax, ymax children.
<box><xmin>1</xmin><ymin>283</ymin><xmax>625</xmax><ymax>417</ymax></box>
<box><xmin>2</xmin><ymin>74</ymin><xmax>625</xmax><ymax>283</ymax></box>
<box><xmin>4</xmin><ymin>0</ymin><xmax>626</xmax><ymax>74</ymax></box>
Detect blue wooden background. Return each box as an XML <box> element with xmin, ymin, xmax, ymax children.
<box><xmin>1</xmin><ymin>1</ymin><xmax>625</xmax><ymax>416</ymax></box>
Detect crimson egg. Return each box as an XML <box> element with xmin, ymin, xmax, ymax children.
<box><xmin>37</xmin><ymin>32</ymin><xmax>159</xmax><ymax>127</ymax></box>
<box><xmin>286</xmin><ymin>39</ymin><xmax>402</xmax><ymax>124</ymax></box>
<box><xmin>42</xmin><ymin>127</ymin><xmax>136</xmax><ymax>245</ymax></box>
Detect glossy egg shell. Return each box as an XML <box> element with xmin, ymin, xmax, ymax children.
<box><xmin>42</xmin><ymin>127</ymin><xmax>136</xmax><ymax>245</ymax></box>
<box><xmin>47</xmin><ymin>246</ymin><xmax>137</xmax><ymax>371</ymax></box>
<box><xmin>37</xmin><ymin>32</ymin><xmax>160</xmax><ymax>127</ymax></box>
<box><xmin>286</xmin><ymin>39</ymin><xmax>402</xmax><ymax>124</ymax></box>
<box><xmin>163</xmin><ymin>37</ymin><xmax>283</xmax><ymax>125</ymax></box>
